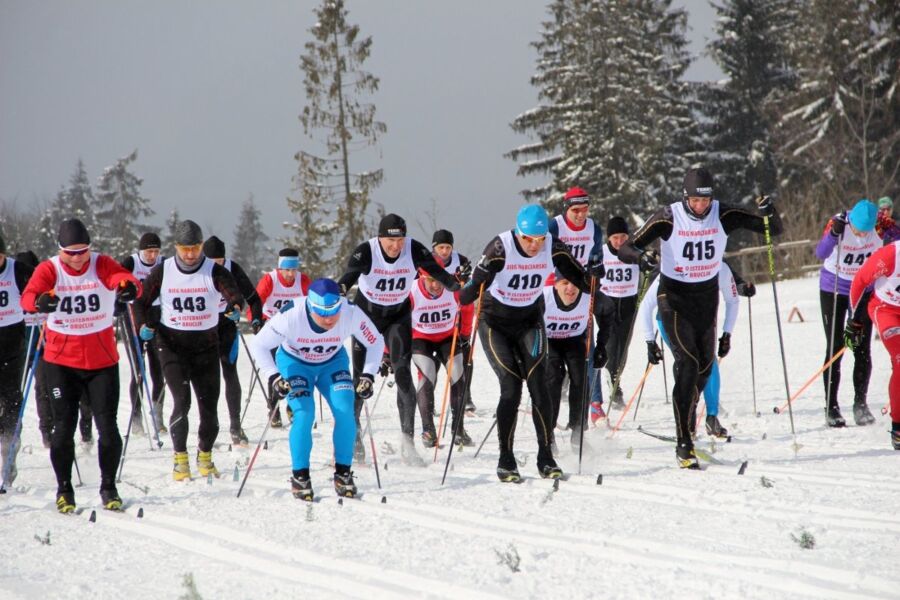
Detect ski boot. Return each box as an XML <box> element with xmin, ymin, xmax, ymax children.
<box><xmin>100</xmin><ymin>484</ymin><xmax>123</xmax><ymax>511</ymax></box>
<box><xmin>892</xmin><ymin>428</ymin><xmax>900</xmax><ymax>451</ymax></box>
<box><xmin>705</xmin><ymin>415</ymin><xmax>729</xmax><ymax>438</ymax></box>
<box><xmin>421</xmin><ymin>430</ymin><xmax>438</xmax><ymax>449</ymax></box>
<box><xmin>130</xmin><ymin>415</ymin><xmax>145</xmax><ymax>437</ymax></box>
<box><xmin>610</xmin><ymin>387</ymin><xmax>626</xmax><ymax>410</ymax></box>
<box><xmin>496</xmin><ymin>451</ymin><xmax>521</xmax><ymax>483</ymax></box>
<box><xmin>285</xmin><ymin>405</ymin><xmax>294</xmax><ymax>425</ymax></box>
<box><xmin>589</xmin><ymin>401</ymin><xmax>606</xmax><ymax>425</ymax></box>
<box><xmin>153</xmin><ymin>401</ymin><xmax>168</xmax><ymax>434</ymax></box>
<box><xmin>537</xmin><ymin>446</ymin><xmax>563</xmax><ymax>479</ymax></box>
<box><xmin>353</xmin><ymin>434</ymin><xmax>366</xmax><ymax>463</ymax></box>
<box><xmin>400</xmin><ymin>434</ymin><xmax>426</xmax><ymax>467</ymax></box>
<box><xmin>270</xmin><ymin>407</ymin><xmax>283</xmax><ymax>429</ymax></box>
<box><xmin>333</xmin><ymin>466</ymin><xmax>358</xmax><ymax>498</ymax></box>
<box><xmin>173</xmin><ymin>451</ymin><xmax>192</xmax><ymax>481</ymax></box>
<box><xmin>56</xmin><ymin>483</ymin><xmax>76</xmax><ymax>514</ymax></box>
<box><xmin>465</xmin><ymin>398</ymin><xmax>477</xmax><ymax>416</ymax></box>
<box><xmin>852</xmin><ymin>398</ymin><xmax>876</xmax><ymax>426</ymax></box>
<box><xmin>291</xmin><ymin>471</ymin><xmax>314</xmax><ymax>502</ymax></box>
<box><xmin>676</xmin><ymin>442</ymin><xmax>700</xmax><ymax>470</ymax></box>
<box><xmin>826</xmin><ymin>405</ymin><xmax>846</xmax><ymax>428</ymax></box>
<box><xmin>454</xmin><ymin>427</ymin><xmax>474</xmax><ymax>447</ymax></box>
<box><xmin>197</xmin><ymin>450</ymin><xmax>220</xmax><ymax>478</ymax></box>
<box><xmin>230</xmin><ymin>428</ymin><xmax>249</xmax><ymax>447</ymax></box>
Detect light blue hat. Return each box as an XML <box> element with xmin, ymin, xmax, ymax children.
<box><xmin>848</xmin><ymin>199</ymin><xmax>877</xmax><ymax>233</ymax></box>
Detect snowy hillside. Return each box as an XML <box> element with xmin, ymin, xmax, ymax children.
<box><xmin>1</xmin><ymin>275</ymin><xmax>898</xmax><ymax>600</ymax></box>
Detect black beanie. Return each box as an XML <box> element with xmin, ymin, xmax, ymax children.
<box><xmin>15</xmin><ymin>250</ymin><xmax>39</xmax><ymax>268</ymax></box>
<box><xmin>432</xmin><ymin>229</ymin><xmax>454</xmax><ymax>247</ymax></box>
<box><xmin>139</xmin><ymin>232</ymin><xmax>162</xmax><ymax>250</ymax></box>
<box><xmin>378</xmin><ymin>213</ymin><xmax>407</xmax><ymax>238</ymax></box>
<box><xmin>202</xmin><ymin>235</ymin><xmax>226</xmax><ymax>259</ymax></box>
<box><xmin>606</xmin><ymin>217</ymin><xmax>629</xmax><ymax>237</ymax></box>
<box><xmin>57</xmin><ymin>218</ymin><xmax>91</xmax><ymax>248</ymax></box>
<box><xmin>0</xmin><ymin>233</ymin><xmax>5</xmax><ymax>255</ymax></box>
<box><xmin>174</xmin><ymin>220</ymin><xmax>203</xmax><ymax>246</ymax></box>
<box><xmin>683</xmin><ymin>168</ymin><xmax>715</xmax><ymax>198</ymax></box>
<box><xmin>278</xmin><ymin>247</ymin><xmax>300</xmax><ymax>257</ymax></box>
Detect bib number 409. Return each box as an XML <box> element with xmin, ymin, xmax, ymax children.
<box><xmin>682</xmin><ymin>240</ymin><xmax>715</xmax><ymax>261</ymax></box>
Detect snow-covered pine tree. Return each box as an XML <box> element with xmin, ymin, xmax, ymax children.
<box><xmin>232</xmin><ymin>195</ymin><xmax>270</xmax><ymax>284</ymax></box>
<box><xmin>295</xmin><ymin>0</ymin><xmax>385</xmax><ymax>272</ymax></box>
<box><xmin>508</xmin><ymin>0</ymin><xmax>695</xmax><ymax>220</ymax></box>
<box><xmin>93</xmin><ymin>150</ymin><xmax>154</xmax><ymax>258</ymax></box>
<box><xmin>35</xmin><ymin>159</ymin><xmax>99</xmax><ymax>256</ymax></box>
<box><xmin>700</xmin><ymin>0</ymin><xmax>796</xmax><ymax>206</ymax></box>
<box><xmin>161</xmin><ymin>208</ymin><xmax>180</xmax><ymax>254</ymax></box>
<box><xmin>774</xmin><ymin>0</ymin><xmax>900</xmax><ymax>208</ymax></box>
<box><xmin>283</xmin><ymin>150</ymin><xmax>338</xmax><ymax>279</ymax></box>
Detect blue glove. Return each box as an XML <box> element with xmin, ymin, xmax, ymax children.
<box><xmin>224</xmin><ymin>305</ymin><xmax>241</xmax><ymax>322</ymax></box>
<box><xmin>139</xmin><ymin>325</ymin><xmax>155</xmax><ymax>341</ymax></box>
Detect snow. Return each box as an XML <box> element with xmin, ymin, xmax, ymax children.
<box><xmin>2</xmin><ymin>275</ymin><xmax>899</xmax><ymax>599</ymax></box>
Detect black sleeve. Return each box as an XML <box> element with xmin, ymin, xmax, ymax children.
<box><xmin>337</xmin><ymin>242</ymin><xmax>373</xmax><ymax>291</ymax></box>
<box><xmin>230</xmin><ymin>262</ymin><xmax>262</xmax><ymax>321</ymax></box>
<box><xmin>120</xmin><ymin>255</ymin><xmax>135</xmax><ymax>272</ymax></box>
<box><xmin>134</xmin><ymin>264</ymin><xmax>164</xmax><ymax>328</ymax></box>
<box><xmin>720</xmin><ymin>202</ymin><xmax>784</xmax><ymax>237</ymax></box>
<box><xmin>460</xmin><ymin>236</ymin><xmax>506</xmax><ymax>305</ymax></box>
<box><xmin>411</xmin><ymin>239</ymin><xmax>460</xmax><ymax>291</ymax></box>
<box><xmin>617</xmin><ymin>206</ymin><xmax>673</xmax><ymax>264</ymax></box>
<box><xmin>213</xmin><ymin>263</ymin><xmax>245</xmax><ymax>309</ymax></box>
<box><xmin>14</xmin><ymin>260</ymin><xmax>34</xmax><ymax>293</ymax></box>
<box><xmin>550</xmin><ymin>238</ymin><xmax>591</xmax><ymax>293</ymax></box>
<box><xmin>458</xmin><ymin>252</ymin><xmax>470</xmax><ymax>266</ymax></box>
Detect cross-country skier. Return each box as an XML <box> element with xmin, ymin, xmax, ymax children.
<box><xmin>875</xmin><ymin>197</ymin><xmax>900</xmax><ymax>244</ymax></box>
<box><xmin>410</xmin><ymin>261</ymin><xmax>475</xmax><ymax>447</ymax></box>
<box><xmin>20</xmin><ymin>219</ymin><xmax>141</xmax><ymax>512</ymax></box>
<box><xmin>461</xmin><ymin>204</ymin><xmax>604</xmax><ymax>482</ymax></box>
<box><xmin>548</xmin><ymin>187</ymin><xmax>606</xmax><ymax>420</ymax></box>
<box><xmin>639</xmin><ymin>261</ymin><xmax>755</xmax><ymax>438</ymax></box>
<box><xmin>337</xmin><ymin>213</ymin><xmax>460</xmax><ymax>467</ymax></box>
<box><xmin>594</xmin><ymin>216</ymin><xmax>640</xmax><ymax>417</ymax></box>
<box><xmin>0</xmin><ymin>234</ymin><xmax>34</xmax><ymax>486</ymax></box>
<box><xmin>201</xmin><ymin>235</ymin><xmax>263</xmax><ymax>446</ymax></box>
<box><xmin>848</xmin><ymin>241</ymin><xmax>900</xmax><ymax>449</ymax></box>
<box><xmin>254</xmin><ymin>247</ymin><xmax>310</xmax><ymax>427</ymax></box>
<box><xmin>250</xmin><ymin>278</ymin><xmax>383</xmax><ymax>500</ymax></box>
<box><xmin>617</xmin><ymin>167</ymin><xmax>782</xmax><ymax>469</ymax></box>
<box><xmin>134</xmin><ymin>221</ymin><xmax>244</xmax><ymax>481</ymax></box>
<box><xmin>119</xmin><ymin>232</ymin><xmax>166</xmax><ymax>435</ymax></box>
<box><xmin>815</xmin><ymin>199</ymin><xmax>880</xmax><ymax>427</ymax></box>
<box><xmin>543</xmin><ymin>270</ymin><xmax>603</xmax><ymax>451</ymax></box>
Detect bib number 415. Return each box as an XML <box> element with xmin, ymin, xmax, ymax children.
<box><xmin>682</xmin><ymin>240</ymin><xmax>715</xmax><ymax>261</ymax></box>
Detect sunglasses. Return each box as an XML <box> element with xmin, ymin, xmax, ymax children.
<box><xmin>60</xmin><ymin>245</ymin><xmax>91</xmax><ymax>256</ymax></box>
<box><xmin>520</xmin><ymin>234</ymin><xmax>547</xmax><ymax>244</ymax></box>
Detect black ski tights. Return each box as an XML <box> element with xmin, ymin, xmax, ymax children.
<box><xmin>820</xmin><ymin>290</ymin><xmax>872</xmax><ymax>407</ymax></box>
<box><xmin>217</xmin><ymin>317</ymin><xmax>243</xmax><ymax>430</ymax></box>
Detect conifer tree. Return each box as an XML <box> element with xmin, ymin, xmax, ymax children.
<box><xmin>293</xmin><ymin>0</ymin><xmax>385</xmax><ymax>271</ymax></box>
<box><xmin>93</xmin><ymin>150</ymin><xmax>154</xmax><ymax>257</ymax></box>
<box><xmin>232</xmin><ymin>195</ymin><xmax>270</xmax><ymax>283</ymax></box>
<box><xmin>161</xmin><ymin>208</ymin><xmax>180</xmax><ymax>254</ymax></box>
<box><xmin>283</xmin><ymin>151</ymin><xmax>338</xmax><ymax>279</ymax></box>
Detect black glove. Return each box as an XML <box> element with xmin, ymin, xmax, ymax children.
<box><xmin>587</xmin><ymin>254</ymin><xmax>605</xmax><ymax>279</ymax></box>
<box><xmin>251</xmin><ymin>319</ymin><xmax>263</xmax><ymax>334</ymax></box>
<box><xmin>830</xmin><ymin>211</ymin><xmax>848</xmax><ymax>237</ymax></box>
<box><xmin>844</xmin><ymin>320</ymin><xmax>864</xmax><ymax>351</ymax></box>
<box><xmin>736</xmin><ymin>281</ymin><xmax>756</xmax><ymax>297</ymax></box>
<box><xmin>592</xmin><ymin>344</ymin><xmax>608</xmax><ymax>369</ymax></box>
<box><xmin>647</xmin><ymin>341</ymin><xmax>663</xmax><ymax>365</ymax></box>
<box><xmin>268</xmin><ymin>373</ymin><xmax>291</xmax><ymax>400</ymax></box>
<box><xmin>756</xmin><ymin>195</ymin><xmax>775</xmax><ymax>217</ymax></box>
<box><xmin>455</xmin><ymin>261</ymin><xmax>473</xmax><ymax>284</ymax></box>
<box><xmin>717</xmin><ymin>332</ymin><xmax>732</xmax><ymax>358</ymax></box>
<box><xmin>36</xmin><ymin>292</ymin><xmax>60</xmax><ymax>314</ymax></box>
<box><xmin>456</xmin><ymin>336</ymin><xmax>471</xmax><ymax>356</ymax></box>
<box><xmin>339</xmin><ymin>283</ymin><xmax>349</xmax><ymax>297</ymax></box>
<box><xmin>356</xmin><ymin>373</ymin><xmax>375</xmax><ymax>399</ymax></box>
<box><xmin>116</xmin><ymin>280</ymin><xmax>138</xmax><ymax>302</ymax></box>
<box><xmin>377</xmin><ymin>353</ymin><xmax>393</xmax><ymax>377</ymax></box>
<box><xmin>639</xmin><ymin>250</ymin><xmax>659</xmax><ymax>273</ymax></box>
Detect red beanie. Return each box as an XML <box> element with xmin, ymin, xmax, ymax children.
<box><xmin>563</xmin><ymin>187</ymin><xmax>590</xmax><ymax>207</ymax></box>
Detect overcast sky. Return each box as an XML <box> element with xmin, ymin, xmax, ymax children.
<box><xmin>0</xmin><ymin>0</ymin><xmax>721</xmax><ymax>257</ymax></box>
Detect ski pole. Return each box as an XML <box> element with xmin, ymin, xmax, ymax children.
<box><xmin>236</xmin><ymin>400</ymin><xmax>279</xmax><ymax>498</ymax></box>
<box><xmin>773</xmin><ymin>346</ymin><xmax>847</xmax><ymax>414</ymax></box>
<box><xmin>442</xmin><ymin>283</ymin><xmax>485</xmax><ymax>484</ymax></box>
<box><xmin>20</xmin><ymin>325</ymin><xmax>36</xmax><ymax>391</ymax></box>
<box><xmin>125</xmin><ymin>306</ymin><xmax>163</xmax><ymax>449</ymax></box>
<box><xmin>608</xmin><ymin>362</ymin><xmax>654</xmax><ymax>437</ymax></box>
<box><xmin>1</xmin><ymin>326</ymin><xmax>44</xmax><ymax>493</ymax></box>
<box><xmin>764</xmin><ymin>214</ymin><xmax>799</xmax><ymax>452</ymax></box>
<box><xmin>824</xmin><ymin>236</ymin><xmax>843</xmax><ymax>411</ymax></box>
<box><xmin>607</xmin><ymin>273</ymin><xmax>652</xmax><ymax>426</ymax></box>
<box><xmin>660</xmin><ymin>341</ymin><xmax>670</xmax><ymax>404</ymax></box>
<box><xmin>359</xmin><ymin>376</ymin><xmax>388</xmax><ymax>441</ymax></box>
<box><xmin>576</xmin><ymin>275</ymin><xmax>598</xmax><ymax>475</ymax></box>
<box><xmin>632</xmin><ymin>362</ymin><xmax>650</xmax><ymax>422</ymax></box>
<box><xmin>72</xmin><ymin>454</ymin><xmax>84</xmax><ymax>487</ymax></box>
<box><xmin>748</xmin><ymin>296</ymin><xmax>758</xmax><ymax>416</ymax></box>
<box><xmin>238</xmin><ymin>335</ymin><xmax>274</xmax><ymax>429</ymax></box>
<box><xmin>360</xmin><ymin>392</ymin><xmax>382</xmax><ymax>490</ymax></box>
<box><xmin>473</xmin><ymin>418</ymin><xmax>497</xmax><ymax>459</ymax></box>
<box><xmin>434</xmin><ymin>310</ymin><xmax>462</xmax><ymax>460</ymax></box>
<box><xmin>119</xmin><ymin>315</ymin><xmax>154</xmax><ymax>451</ymax></box>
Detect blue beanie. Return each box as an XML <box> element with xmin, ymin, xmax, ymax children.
<box><xmin>307</xmin><ymin>278</ymin><xmax>342</xmax><ymax>316</ymax></box>
<box><xmin>515</xmin><ymin>204</ymin><xmax>549</xmax><ymax>237</ymax></box>
<box><xmin>848</xmin><ymin>199</ymin><xmax>877</xmax><ymax>233</ymax></box>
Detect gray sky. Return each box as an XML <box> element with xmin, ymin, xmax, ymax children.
<box><xmin>0</xmin><ymin>0</ymin><xmax>720</xmax><ymax>258</ymax></box>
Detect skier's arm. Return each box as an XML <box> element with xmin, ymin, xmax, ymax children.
<box><xmin>460</xmin><ymin>236</ymin><xmax>505</xmax><ymax>305</ymax></box>
<box><xmin>250</xmin><ymin>310</ymin><xmax>290</xmax><ymax>381</ymax></box>
<box><xmin>719</xmin><ymin>262</ymin><xmax>740</xmax><ymax>335</ymax></box>
<box><xmin>120</xmin><ymin>255</ymin><xmax>136</xmax><ymax>272</ymax></box>
<box><xmin>350</xmin><ymin>306</ymin><xmax>385</xmax><ymax>376</ymax></box>
<box><xmin>412</xmin><ymin>239</ymin><xmax>460</xmax><ymax>291</ymax></box>
<box><xmin>638</xmin><ymin>278</ymin><xmax>660</xmax><ymax>342</ymax></box>
<box><xmin>212</xmin><ymin>263</ymin><xmax>245</xmax><ymax>310</ymax></box>
<box><xmin>13</xmin><ymin>260</ymin><xmax>34</xmax><ymax>293</ymax></box>
<box><xmin>720</xmin><ymin>201</ymin><xmax>784</xmax><ymax>237</ymax></box>
<box><xmin>230</xmin><ymin>262</ymin><xmax>262</xmax><ymax>321</ymax></box>
<box><xmin>337</xmin><ymin>242</ymin><xmax>373</xmax><ymax>292</ymax></box>
<box><xmin>617</xmin><ymin>206</ymin><xmax>673</xmax><ymax>264</ymax></box>
<box><xmin>815</xmin><ymin>218</ymin><xmax>840</xmax><ymax>260</ymax></box>
<box><xmin>96</xmin><ymin>255</ymin><xmax>142</xmax><ymax>295</ymax></box>
<box><xmin>552</xmin><ymin>237</ymin><xmax>592</xmax><ymax>293</ymax></box>
<box><xmin>133</xmin><ymin>264</ymin><xmax>163</xmax><ymax>328</ymax></box>
<box><xmin>850</xmin><ymin>244</ymin><xmax>895</xmax><ymax>313</ymax></box>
